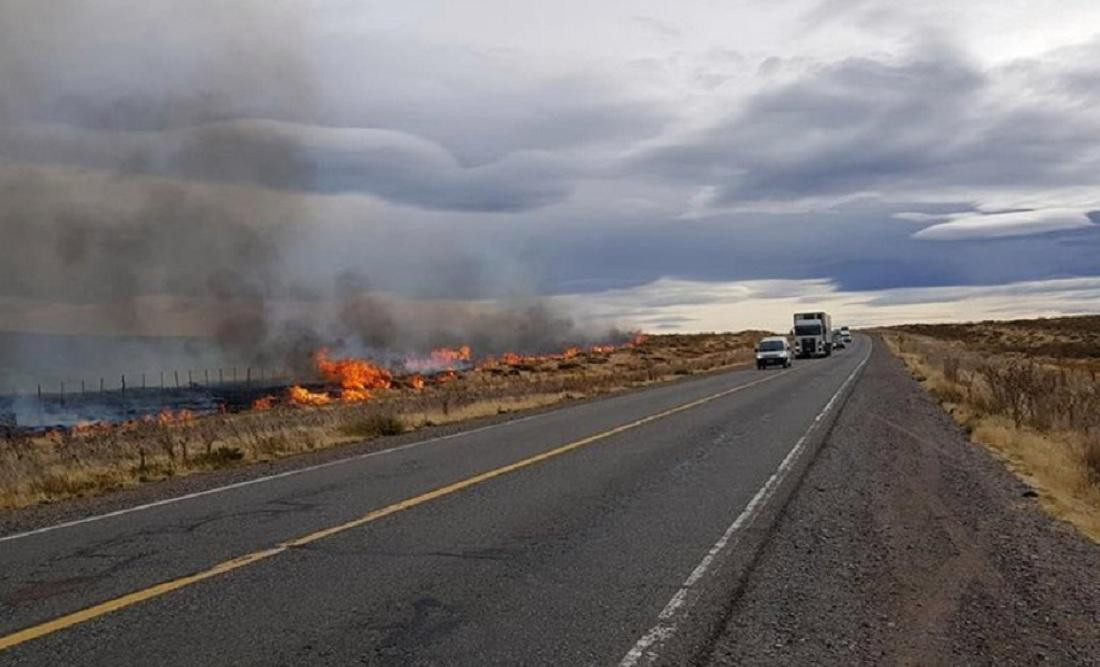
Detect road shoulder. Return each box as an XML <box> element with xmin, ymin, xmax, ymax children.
<box><xmin>706</xmin><ymin>336</ymin><xmax>1100</xmax><ymax>665</ymax></box>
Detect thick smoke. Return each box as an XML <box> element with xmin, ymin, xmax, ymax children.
<box><xmin>0</xmin><ymin>2</ymin><xmax>625</xmax><ymax>400</ymax></box>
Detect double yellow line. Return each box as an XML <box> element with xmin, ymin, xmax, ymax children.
<box><xmin>0</xmin><ymin>367</ymin><xmax>793</xmax><ymax>652</ymax></box>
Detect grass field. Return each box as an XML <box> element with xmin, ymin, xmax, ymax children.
<box><xmin>0</xmin><ymin>332</ymin><xmax>766</xmax><ymax>511</ymax></box>
<box><xmin>880</xmin><ymin>316</ymin><xmax>1100</xmax><ymax>542</ymax></box>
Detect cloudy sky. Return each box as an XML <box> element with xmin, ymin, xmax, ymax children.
<box><xmin>2</xmin><ymin>0</ymin><xmax>1099</xmax><ymax>338</ymax></box>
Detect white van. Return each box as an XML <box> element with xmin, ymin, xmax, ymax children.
<box><xmin>756</xmin><ymin>336</ymin><xmax>793</xmax><ymax>370</ymax></box>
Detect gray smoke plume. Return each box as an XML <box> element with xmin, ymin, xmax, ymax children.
<box><xmin>0</xmin><ymin>1</ymin><xmax>625</xmax><ymax>403</ymax></box>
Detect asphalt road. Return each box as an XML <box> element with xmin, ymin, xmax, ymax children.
<box><xmin>0</xmin><ymin>337</ymin><xmax>870</xmax><ymax>665</ymax></box>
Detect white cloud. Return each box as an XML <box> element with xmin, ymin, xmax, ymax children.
<box><xmin>912</xmin><ymin>208</ymin><xmax>1096</xmax><ymax>241</ymax></box>
<box><xmin>554</xmin><ymin>276</ymin><xmax>1100</xmax><ymax>332</ymax></box>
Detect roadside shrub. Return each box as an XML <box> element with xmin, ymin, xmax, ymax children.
<box><xmin>943</xmin><ymin>355</ymin><xmax>961</xmax><ymax>384</ymax></box>
<box><xmin>1086</xmin><ymin>434</ymin><xmax>1100</xmax><ymax>487</ymax></box>
<box><xmin>341</xmin><ymin>414</ymin><xmax>405</xmax><ymax>439</ymax></box>
<box><xmin>196</xmin><ymin>446</ymin><xmax>244</xmax><ymax>467</ymax></box>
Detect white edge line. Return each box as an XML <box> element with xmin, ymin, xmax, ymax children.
<box><xmin>619</xmin><ymin>342</ymin><xmax>871</xmax><ymax>667</ymax></box>
<box><xmin>0</xmin><ymin>411</ymin><xmax>547</xmax><ymax>544</ymax></box>
<box><xmin>0</xmin><ymin>360</ymin><xmax>769</xmax><ymax>544</ymax></box>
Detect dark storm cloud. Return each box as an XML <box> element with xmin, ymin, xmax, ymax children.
<box><xmin>634</xmin><ymin>40</ymin><xmax>1100</xmax><ymax>205</ymax></box>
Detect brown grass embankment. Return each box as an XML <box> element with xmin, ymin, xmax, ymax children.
<box><xmin>880</xmin><ymin>327</ymin><xmax>1100</xmax><ymax>541</ymax></box>
<box><xmin>0</xmin><ymin>332</ymin><xmax>763</xmax><ymax>511</ymax></box>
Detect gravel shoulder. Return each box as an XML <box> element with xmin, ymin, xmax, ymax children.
<box><xmin>706</xmin><ymin>336</ymin><xmax>1100</xmax><ymax>665</ymax></box>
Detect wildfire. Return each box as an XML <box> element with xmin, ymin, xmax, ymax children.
<box><xmin>285</xmin><ymin>349</ymin><xmax>393</xmax><ymax>406</ymax></box>
<box><xmin>289</xmin><ymin>385</ymin><xmax>332</xmax><ymax>406</ymax></box>
<box><xmin>476</xmin><ymin>335</ymin><xmax>644</xmax><ymax>368</ymax></box>
<box><xmin>315</xmin><ymin>349</ymin><xmax>392</xmax><ymax>392</ymax></box>
<box><xmin>341</xmin><ymin>388</ymin><xmax>373</xmax><ymax>402</ymax></box>
<box><xmin>274</xmin><ymin>332</ymin><xmax>648</xmax><ymax>409</ymax></box>
<box><xmin>50</xmin><ymin>332</ymin><xmax>652</xmax><ymax>431</ymax></box>
<box><xmin>252</xmin><ymin>395</ymin><xmax>278</xmax><ymax>410</ymax></box>
<box><xmin>404</xmin><ymin>345</ymin><xmax>473</xmax><ymax>372</ymax></box>
<box><xmin>152</xmin><ymin>408</ymin><xmax>195</xmax><ymax>425</ymax></box>
<box><xmin>431</xmin><ymin>345</ymin><xmax>471</xmax><ymax>366</ymax></box>
<box><xmin>71</xmin><ymin>420</ymin><xmax>111</xmax><ymax>435</ymax></box>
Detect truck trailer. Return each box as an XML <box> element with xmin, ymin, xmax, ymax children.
<box><xmin>793</xmin><ymin>312</ymin><xmax>832</xmax><ymax>358</ymax></box>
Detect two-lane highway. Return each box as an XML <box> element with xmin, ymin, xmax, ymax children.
<box><xmin>0</xmin><ymin>337</ymin><xmax>870</xmax><ymax>665</ymax></box>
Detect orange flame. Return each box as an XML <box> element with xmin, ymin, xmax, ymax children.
<box><xmin>315</xmin><ymin>349</ymin><xmax>392</xmax><ymax>392</ymax></box>
<box><xmin>285</xmin><ymin>349</ymin><xmax>393</xmax><ymax>406</ymax></box>
<box><xmin>475</xmin><ymin>333</ymin><xmax>649</xmax><ymax>369</ymax></box>
<box><xmin>341</xmin><ymin>388</ymin><xmax>373</xmax><ymax>402</ymax></box>
<box><xmin>431</xmin><ymin>345</ymin><xmax>471</xmax><ymax>366</ymax></box>
<box><xmin>404</xmin><ymin>345</ymin><xmax>473</xmax><ymax>372</ymax></box>
<box><xmin>289</xmin><ymin>385</ymin><xmax>332</xmax><ymax>406</ymax></box>
<box><xmin>150</xmin><ymin>409</ymin><xmax>196</xmax><ymax>425</ymax></box>
<box><xmin>252</xmin><ymin>395</ymin><xmax>278</xmax><ymax>410</ymax></box>
<box><xmin>71</xmin><ymin>420</ymin><xmax>111</xmax><ymax>436</ymax></box>
<box><xmin>408</xmin><ymin>375</ymin><xmax>426</xmax><ymax>390</ymax></box>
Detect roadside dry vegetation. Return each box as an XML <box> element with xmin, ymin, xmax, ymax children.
<box><xmin>881</xmin><ymin>316</ymin><xmax>1100</xmax><ymax>541</ymax></box>
<box><xmin>0</xmin><ymin>332</ymin><xmax>764</xmax><ymax>511</ymax></box>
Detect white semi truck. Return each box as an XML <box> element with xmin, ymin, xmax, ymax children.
<box><xmin>793</xmin><ymin>311</ymin><xmax>832</xmax><ymax>358</ymax></box>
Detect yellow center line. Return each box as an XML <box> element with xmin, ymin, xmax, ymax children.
<box><xmin>0</xmin><ymin>366</ymin><xmax>797</xmax><ymax>652</ymax></box>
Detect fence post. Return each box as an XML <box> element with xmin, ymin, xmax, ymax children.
<box><xmin>60</xmin><ymin>381</ymin><xmax>65</xmax><ymax>405</ymax></box>
<box><xmin>219</xmin><ymin>368</ymin><xmax>224</xmax><ymax>384</ymax></box>
<box><xmin>205</xmin><ymin>369</ymin><xmax>210</xmax><ymax>385</ymax></box>
<box><xmin>81</xmin><ymin>379</ymin><xmax>86</xmax><ymax>395</ymax></box>
<box><xmin>188</xmin><ymin>370</ymin><xmax>193</xmax><ymax>386</ymax></box>
<box><xmin>100</xmin><ymin>377</ymin><xmax>104</xmax><ymax>392</ymax></box>
<box><xmin>121</xmin><ymin>374</ymin><xmax>126</xmax><ymax>394</ymax></box>
<box><xmin>174</xmin><ymin>370</ymin><xmax>180</xmax><ymax>389</ymax></box>
<box><xmin>37</xmin><ymin>384</ymin><xmax>41</xmax><ymax>400</ymax></box>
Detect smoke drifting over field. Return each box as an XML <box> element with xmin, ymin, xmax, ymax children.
<box><xmin>0</xmin><ymin>2</ymin><xmax>627</xmax><ymax>394</ymax></box>
<box><xmin>0</xmin><ymin>163</ymin><xmax>613</xmax><ymax>389</ymax></box>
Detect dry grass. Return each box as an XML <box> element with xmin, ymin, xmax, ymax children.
<box><xmin>0</xmin><ymin>332</ymin><xmax>763</xmax><ymax>511</ymax></box>
<box><xmin>881</xmin><ymin>320</ymin><xmax>1100</xmax><ymax>542</ymax></box>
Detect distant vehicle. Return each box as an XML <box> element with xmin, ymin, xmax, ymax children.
<box><xmin>756</xmin><ymin>336</ymin><xmax>792</xmax><ymax>369</ymax></box>
<box><xmin>841</xmin><ymin>326</ymin><xmax>852</xmax><ymax>343</ymax></box>
<box><xmin>832</xmin><ymin>330</ymin><xmax>846</xmax><ymax>349</ymax></box>
<box><xmin>793</xmin><ymin>312</ymin><xmax>832</xmax><ymax>358</ymax></box>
